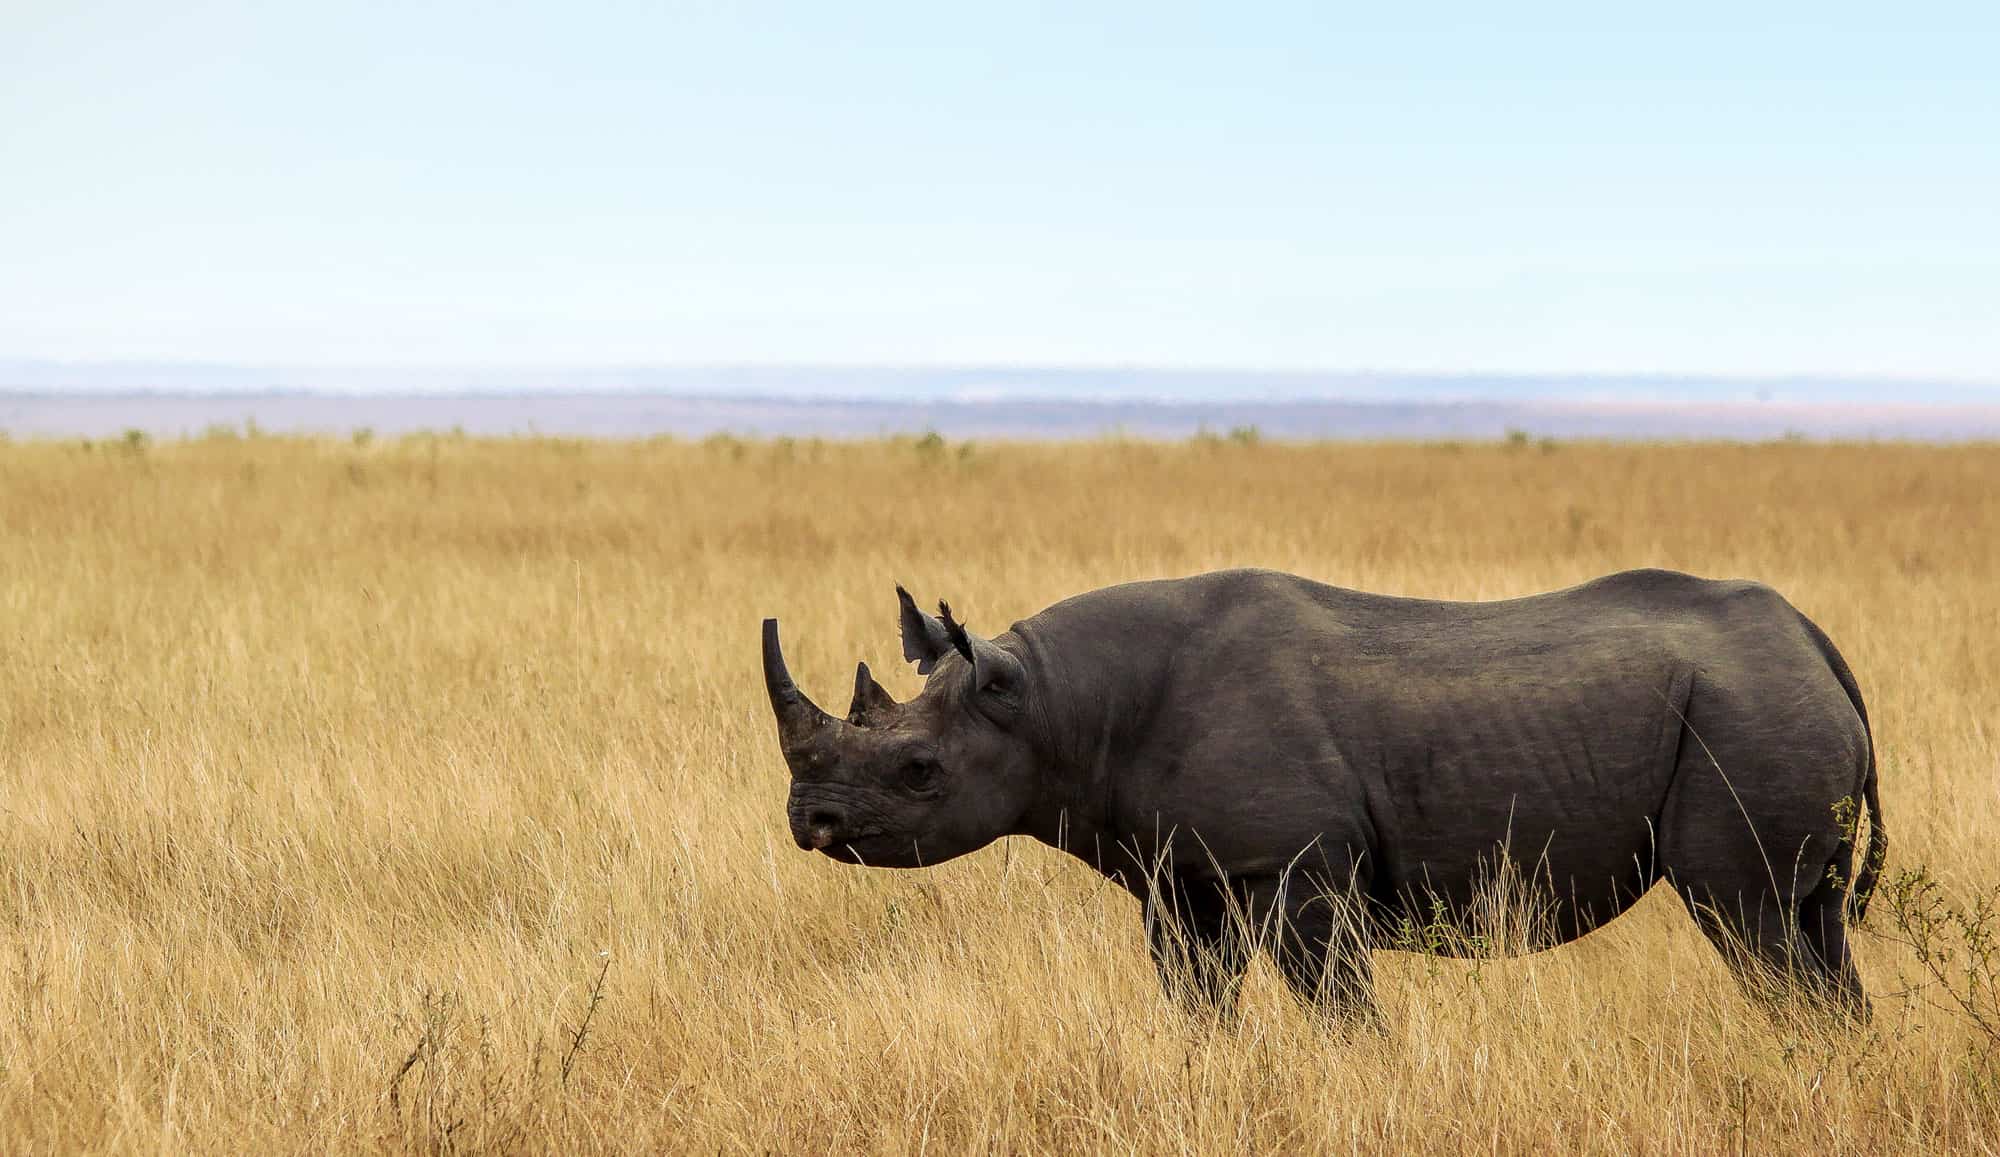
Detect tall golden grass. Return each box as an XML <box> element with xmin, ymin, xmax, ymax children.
<box><xmin>1</xmin><ymin>431</ymin><xmax>1996</xmax><ymax>1153</ymax></box>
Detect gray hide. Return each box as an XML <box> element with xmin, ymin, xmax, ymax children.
<box><xmin>763</xmin><ymin>568</ymin><xmax>1886</xmax><ymax>1025</ymax></box>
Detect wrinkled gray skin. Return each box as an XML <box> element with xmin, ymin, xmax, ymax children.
<box><xmin>764</xmin><ymin>568</ymin><xmax>1887</xmax><ymax>1026</ymax></box>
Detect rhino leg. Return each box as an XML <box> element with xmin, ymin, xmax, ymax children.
<box><xmin>1795</xmin><ymin>866</ymin><xmax>1870</xmax><ymax>1020</ymax></box>
<box><xmin>1656</xmin><ymin>668</ymin><xmax>1873</xmax><ymax>1022</ymax></box>
<box><xmin>1675</xmin><ymin>861</ymin><xmax>1869</xmax><ymax>1023</ymax></box>
<box><xmin>1144</xmin><ymin>877</ymin><xmax>1251</xmax><ymax>1020</ymax></box>
<box><xmin>1259</xmin><ymin>874</ymin><xmax>1384</xmax><ymax>1033</ymax></box>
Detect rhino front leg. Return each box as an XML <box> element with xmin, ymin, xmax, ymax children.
<box><xmin>1261</xmin><ymin>874</ymin><xmax>1384</xmax><ymax>1033</ymax></box>
<box><xmin>1144</xmin><ymin>877</ymin><xmax>1251</xmax><ymax>1021</ymax></box>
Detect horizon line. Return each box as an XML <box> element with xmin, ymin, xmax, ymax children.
<box><xmin>5</xmin><ymin>356</ymin><xmax>1999</xmax><ymax>389</ymax></box>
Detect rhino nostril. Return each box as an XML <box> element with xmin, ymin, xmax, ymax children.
<box><xmin>789</xmin><ymin>799</ymin><xmax>845</xmax><ymax>850</ymax></box>
<box><xmin>804</xmin><ymin>809</ymin><xmax>842</xmax><ymax>850</ymax></box>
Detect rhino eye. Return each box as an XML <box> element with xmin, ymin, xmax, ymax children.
<box><xmin>901</xmin><ymin>757</ymin><xmax>939</xmax><ymax>792</ymax></box>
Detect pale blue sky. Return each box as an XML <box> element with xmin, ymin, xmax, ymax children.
<box><xmin>3</xmin><ymin>1</ymin><xmax>1997</xmax><ymax>381</ymax></box>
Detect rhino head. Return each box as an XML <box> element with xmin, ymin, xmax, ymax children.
<box><xmin>762</xmin><ymin>587</ymin><xmax>1041</xmax><ymax>867</ymax></box>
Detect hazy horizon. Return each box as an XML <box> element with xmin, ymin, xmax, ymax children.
<box><xmin>5</xmin><ymin>359</ymin><xmax>1997</xmax><ymax>405</ymax></box>
<box><xmin>10</xmin><ymin>374</ymin><xmax>2000</xmax><ymax>442</ymax></box>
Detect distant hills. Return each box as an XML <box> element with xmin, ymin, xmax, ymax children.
<box><xmin>3</xmin><ymin>361</ymin><xmax>1997</xmax><ymax>440</ymax></box>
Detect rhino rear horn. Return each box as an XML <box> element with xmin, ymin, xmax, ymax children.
<box><xmin>762</xmin><ymin>618</ymin><xmax>834</xmax><ymax>746</ymax></box>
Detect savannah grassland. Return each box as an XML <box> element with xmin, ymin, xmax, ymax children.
<box><xmin>1</xmin><ymin>431</ymin><xmax>1996</xmax><ymax>1155</ymax></box>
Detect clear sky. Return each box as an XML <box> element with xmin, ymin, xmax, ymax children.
<box><xmin>3</xmin><ymin>1</ymin><xmax>1997</xmax><ymax>381</ymax></box>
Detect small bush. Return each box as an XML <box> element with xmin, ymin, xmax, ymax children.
<box><xmin>1878</xmin><ymin>865</ymin><xmax>2000</xmax><ymax>1049</ymax></box>
<box><xmin>702</xmin><ymin>432</ymin><xmax>748</xmax><ymax>461</ymax></box>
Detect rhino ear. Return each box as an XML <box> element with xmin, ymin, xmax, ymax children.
<box><xmin>848</xmin><ymin>661</ymin><xmax>898</xmax><ymax>725</ymax></box>
<box><xmin>937</xmin><ymin>600</ymin><xmax>1026</xmax><ymax>716</ymax></box>
<box><xmin>897</xmin><ymin>585</ymin><xmax>955</xmax><ymax>674</ymax></box>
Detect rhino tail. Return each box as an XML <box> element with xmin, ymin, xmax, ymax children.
<box><xmin>1853</xmin><ymin>747</ymin><xmax>1887</xmax><ymax>923</ymax></box>
<box><xmin>1798</xmin><ymin>611</ymin><xmax>1887</xmax><ymax>923</ymax></box>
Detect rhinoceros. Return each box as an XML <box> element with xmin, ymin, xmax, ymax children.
<box><xmin>761</xmin><ymin>568</ymin><xmax>1886</xmax><ymax>1024</ymax></box>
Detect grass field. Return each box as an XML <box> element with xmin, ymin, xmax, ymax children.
<box><xmin>2</xmin><ymin>432</ymin><xmax>1996</xmax><ymax>1153</ymax></box>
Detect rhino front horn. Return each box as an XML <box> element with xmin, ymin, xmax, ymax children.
<box><xmin>762</xmin><ymin>619</ymin><xmax>833</xmax><ymax>745</ymax></box>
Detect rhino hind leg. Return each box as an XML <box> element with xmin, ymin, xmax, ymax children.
<box><xmin>1795</xmin><ymin>865</ymin><xmax>1870</xmax><ymax>1020</ymax></box>
<box><xmin>1673</xmin><ymin>861</ymin><xmax>1870</xmax><ymax>1023</ymax></box>
<box><xmin>1656</xmin><ymin>669</ymin><xmax>1873</xmax><ymax>1022</ymax></box>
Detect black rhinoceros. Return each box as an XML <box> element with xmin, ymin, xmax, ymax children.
<box><xmin>762</xmin><ymin>568</ymin><xmax>1885</xmax><ymax>1024</ymax></box>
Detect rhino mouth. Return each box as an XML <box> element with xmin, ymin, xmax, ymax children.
<box><xmin>791</xmin><ymin>824</ymin><xmax>885</xmax><ymax>853</ymax></box>
<box><xmin>814</xmin><ymin>832</ymin><xmax>916</xmax><ymax>865</ymax></box>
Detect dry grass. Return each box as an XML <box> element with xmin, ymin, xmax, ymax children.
<box><xmin>2</xmin><ymin>431</ymin><xmax>1997</xmax><ymax>1154</ymax></box>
